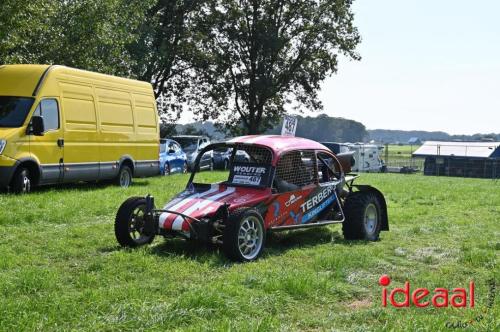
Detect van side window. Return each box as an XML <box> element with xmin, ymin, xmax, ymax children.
<box><xmin>33</xmin><ymin>99</ymin><xmax>59</xmax><ymax>131</ymax></box>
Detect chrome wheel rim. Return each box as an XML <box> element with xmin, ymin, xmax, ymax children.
<box><xmin>128</xmin><ymin>205</ymin><xmax>148</xmax><ymax>243</ymax></box>
<box><xmin>120</xmin><ymin>169</ymin><xmax>131</xmax><ymax>187</ymax></box>
<box><xmin>364</xmin><ymin>203</ymin><xmax>378</xmax><ymax>235</ymax></box>
<box><xmin>237</xmin><ymin>216</ymin><xmax>263</xmax><ymax>260</ymax></box>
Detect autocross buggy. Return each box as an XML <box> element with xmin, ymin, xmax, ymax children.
<box><xmin>115</xmin><ymin>135</ymin><xmax>389</xmax><ymax>262</ymax></box>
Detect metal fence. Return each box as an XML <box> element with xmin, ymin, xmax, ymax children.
<box><xmin>382</xmin><ymin>144</ymin><xmax>424</xmax><ymax>173</ymax></box>
<box><xmin>421</xmin><ymin>156</ymin><xmax>499</xmax><ymax>179</ymax></box>
<box><xmin>382</xmin><ymin>143</ymin><xmax>500</xmax><ymax>179</ymax></box>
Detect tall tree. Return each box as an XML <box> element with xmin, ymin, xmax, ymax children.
<box><xmin>127</xmin><ymin>0</ymin><xmax>204</xmax><ymax>122</ymax></box>
<box><xmin>0</xmin><ymin>0</ymin><xmax>57</xmax><ymax>64</ymax></box>
<box><xmin>191</xmin><ymin>0</ymin><xmax>361</xmax><ymax>135</ymax></box>
<box><xmin>0</xmin><ymin>0</ymin><xmax>197</xmax><ymax>123</ymax></box>
<box><xmin>0</xmin><ymin>0</ymin><xmax>153</xmax><ymax>76</ymax></box>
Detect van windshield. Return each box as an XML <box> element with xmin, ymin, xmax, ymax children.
<box><xmin>0</xmin><ymin>97</ymin><xmax>35</xmax><ymax>127</ymax></box>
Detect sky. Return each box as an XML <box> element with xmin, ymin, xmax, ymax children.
<box><xmin>314</xmin><ymin>0</ymin><xmax>500</xmax><ymax>135</ymax></box>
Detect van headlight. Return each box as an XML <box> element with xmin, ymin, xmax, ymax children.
<box><xmin>0</xmin><ymin>140</ymin><xmax>6</xmax><ymax>154</ymax></box>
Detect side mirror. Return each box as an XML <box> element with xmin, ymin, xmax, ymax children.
<box><xmin>31</xmin><ymin>116</ymin><xmax>45</xmax><ymax>136</ymax></box>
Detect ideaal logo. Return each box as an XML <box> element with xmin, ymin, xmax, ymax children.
<box><xmin>379</xmin><ymin>275</ymin><xmax>475</xmax><ymax>308</ymax></box>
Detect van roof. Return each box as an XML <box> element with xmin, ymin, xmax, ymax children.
<box><xmin>0</xmin><ymin>65</ymin><xmax>50</xmax><ymax>97</ymax></box>
<box><xmin>0</xmin><ymin>65</ymin><xmax>152</xmax><ymax>97</ymax></box>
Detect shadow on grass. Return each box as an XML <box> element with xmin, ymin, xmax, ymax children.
<box><xmin>150</xmin><ymin>238</ymin><xmax>226</xmax><ymax>265</ymax></box>
<box><xmin>108</xmin><ymin>226</ymin><xmax>375</xmax><ymax>266</ymax></box>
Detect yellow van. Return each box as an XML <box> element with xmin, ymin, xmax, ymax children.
<box><xmin>0</xmin><ymin>65</ymin><xmax>159</xmax><ymax>193</ymax></box>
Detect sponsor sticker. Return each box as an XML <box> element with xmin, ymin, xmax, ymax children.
<box><xmin>228</xmin><ymin>162</ymin><xmax>273</xmax><ymax>187</ymax></box>
<box><xmin>233</xmin><ymin>175</ymin><xmax>262</xmax><ymax>185</ymax></box>
<box><xmin>285</xmin><ymin>194</ymin><xmax>302</xmax><ymax>207</ymax></box>
<box><xmin>300</xmin><ymin>185</ymin><xmax>337</xmax><ymax>223</ymax></box>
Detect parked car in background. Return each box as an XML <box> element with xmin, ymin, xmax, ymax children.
<box><xmin>213</xmin><ymin>147</ymin><xmax>250</xmax><ymax>170</ymax></box>
<box><xmin>322</xmin><ymin>142</ymin><xmax>384</xmax><ymax>173</ymax></box>
<box><xmin>0</xmin><ymin>65</ymin><xmax>159</xmax><ymax>193</ymax></box>
<box><xmin>159</xmin><ymin>139</ymin><xmax>187</xmax><ymax>175</ymax></box>
<box><xmin>173</xmin><ymin>135</ymin><xmax>213</xmax><ymax>171</ymax></box>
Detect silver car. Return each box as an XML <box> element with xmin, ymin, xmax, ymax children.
<box><xmin>173</xmin><ymin>135</ymin><xmax>213</xmax><ymax>171</ymax></box>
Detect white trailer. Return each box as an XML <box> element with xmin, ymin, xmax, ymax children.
<box><xmin>346</xmin><ymin>143</ymin><xmax>384</xmax><ymax>173</ymax></box>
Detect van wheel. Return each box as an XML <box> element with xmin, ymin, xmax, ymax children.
<box><xmin>182</xmin><ymin>162</ymin><xmax>188</xmax><ymax>173</ymax></box>
<box><xmin>115</xmin><ymin>197</ymin><xmax>155</xmax><ymax>247</ymax></box>
<box><xmin>116</xmin><ymin>165</ymin><xmax>132</xmax><ymax>188</ymax></box>
<box><xmin>11</xmin><ymin>167</ymin><xmax>32</xmax><ymax>194</ymax></box>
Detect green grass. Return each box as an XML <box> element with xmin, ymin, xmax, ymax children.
<box><xmin>0</xmin><ymin>173</ymin><xmax>498</xmax><ymax>331</ymax></box>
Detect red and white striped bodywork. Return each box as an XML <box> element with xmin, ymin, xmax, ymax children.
<box><xmin>159</xmin><ymin>184</ymin><xmax>272</xmax><ymax>234</ymax></box>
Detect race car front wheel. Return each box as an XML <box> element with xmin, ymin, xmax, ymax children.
<box><xmin>223</xmin><ymin>208</ymin><xmax>265</xmax><ymax>262</ymax></box>
<box><xmin>115</xmin><ymin>197</ymin><xmax>156</xmax><ymax>247</ymax></box>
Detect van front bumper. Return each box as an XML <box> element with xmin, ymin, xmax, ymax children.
<box><xmin>0</xmin><ymin>155</ymin><xmax>18</xmax><ymax>188</ymax></box>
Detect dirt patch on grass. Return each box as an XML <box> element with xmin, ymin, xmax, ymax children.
<box><xmin>409</xmin><ymin>246</ymin><xmax>459</xmax><ymax>264</ymax></box>
<box><xmin>347</xmin><ymin>299</ymin><xmax>372</xmax><ymax>309</ymax></box>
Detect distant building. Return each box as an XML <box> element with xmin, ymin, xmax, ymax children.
<box><xmin>408</xmin><ymin>137</ymin><xmax>422</xmax><ymax>145</ymax></box>
<box><xmin>412</xmin><ymin>141</ymin><xmax>500</xmax><ymax>178</ymax></box>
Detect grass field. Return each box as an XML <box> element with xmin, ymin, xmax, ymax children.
<box><xmin>0</xmin><ymin>173</ymin><xmax>498</xmax><ymax>331</ymax></box>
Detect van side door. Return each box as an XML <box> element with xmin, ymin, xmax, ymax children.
<box><xmin>59</xmin><ymin>83</ymin><xmax>100</xmax><ymax>182</ymax></box>
<box><xmin>29</xmin><ymin>99</ymin><xmax>64</xmax><ymax>184</ymax></box>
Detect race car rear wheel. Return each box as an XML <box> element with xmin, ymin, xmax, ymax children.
<box><xmin>342</xmin><ymin>191</ymin><xmax>382</xmax><ymax>241</ymax></box>
<box><xmin>223</xmin><ymin>208</ymin><xmax>265</xmax><ymax>262</ymax></box>
<box><xmin>115</xmin><ymin>197</ymin><xmax>155</xmax><ymax>247</ymax></box>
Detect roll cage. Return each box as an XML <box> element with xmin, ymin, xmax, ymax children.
<box><xmin>187</xmin><ymin>142</ymin><xmax>352</xmax><ymax>189</ymax></box>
